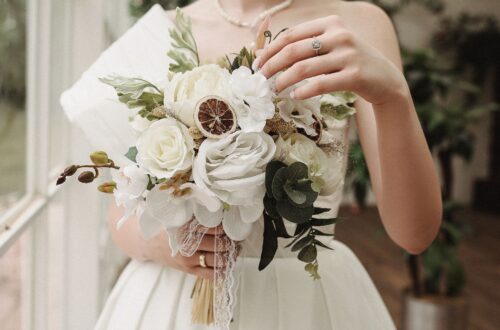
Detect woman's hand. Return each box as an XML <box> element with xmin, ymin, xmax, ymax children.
<box><xmin>165</xmin><ymin>226</ymin><xmax>231</xmax><ymax>280</ymax></box>
<box><xmin>256</xmin><ymin>15</ymin><xmax>407</xmax><ymax>105</ymax></box>
<box><xmin>108</xmin><ymin>204</ymin><xmax>229</xmax><ymax>280</ymax></box>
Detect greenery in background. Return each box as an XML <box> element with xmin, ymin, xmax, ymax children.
<box><xmin>346</xmin><ymin>0</ymin><xmax>499</xmax><ymax>298</ymax></box>
<box><xmin>0</xmin><ymin>0</ymin><xmax>26</xmax><ymax>104</ymax></box>
<box><xmin>129</xmin><ymin>0</ymin><xmax>194</xmax><ymax>18</ymax></box>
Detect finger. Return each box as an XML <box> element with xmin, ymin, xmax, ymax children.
<box><xmin>258</xmin><ymin>18</ymin><xmax>327</xmax><ymax>69</ymax></box>
<box><xmin>292</xmin><ymin>71</ymin><xmax>352</xmax><ymax>100</ymax></box>
<box><xmin>274</xmin><ymin>51</ymin><xmax>349</xmax><ymax>92</ymax></box>
<box><xmin>197</xmin><ymin>234</ymin><xmax>232</xmax><ymax>252</ymax></box>
<box><xmin>190</xmin><ymin>266</ymin><xmax>214</xmax><ymax>280</ymax></box>
<box><xmin>260</xmin><ymin>35</ymin><xmax>330</xmax><ymax>79</ymax></box>
<box><xmin>184</xmin><ymin>251</ymin><xmax>215</xmax><ymax>268</ymax></box>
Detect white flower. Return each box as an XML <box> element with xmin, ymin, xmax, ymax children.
<box><xmin>164</xmin><ymin>64</ymin><xmax>232</xmax><ymax>127</ymax></box>
<box><xmin>130</xmin><ymin>114</ymin><xmax>154</xmax><ymax>134</ymax></box>
<box><xmin>136</xmin><ymin>117</ymin><xmax>194</xmax><ymax>179</ymax></box>
<box><xmin>193</xmin><ymin>131</ymin><xmax>276</xmax><ymax>240</ymax></box>
<box><xmin>142</xmin><ymin>183</ymin><xmax>222</xmax><ymax>254</ymax></box>
<box><xmin>275</xmin><ymin>133</ymin><xmax>343</xmax><ymax>195</ymax></box>
<box><xmin>276</xmin><ymin>81</ymin><xmax>322</xmax><ymax>136</ymax></box>
<box><xmin>229</xmin><ymin>66</ymin><xmax>275</xmax><ymax>132</ymax></box>
<box><xmin>112</xmin><ymin>165</ymin><xmax>149</xmax><ymax>228</ymax></box>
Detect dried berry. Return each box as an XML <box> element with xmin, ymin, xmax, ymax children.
<box><xmin>78</xmin><ymin>171</ymin><xmax>95</xmax><ymax>183</ymax></box>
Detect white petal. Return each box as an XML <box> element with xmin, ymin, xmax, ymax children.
<box><xmin>146</xmin><ymin>187</ymin><xmax>192</xmax><ymax>228</ymax></box>
<box><xmin>166</xmin><ymin>228</ymin><xmax>180</xmax><ymax>256</ymax></box>
<box><xmin>194</xmin><ymin>204</ymin><xmax>223</xmax><ymax>228</ymax></box>
<box><xmin>138</xmin><ymin>211</ymin><xmax>164</xmax><ymax>240</ymax></box>
<box><xmin>238</xmin><ymin>203</ymin><xmax>264</xmax><ymax>224</ymax></box>
<box><xmin>222</xmin><ymin>206</ymin><xmax>254</xmax><ymax>241</ymax></box>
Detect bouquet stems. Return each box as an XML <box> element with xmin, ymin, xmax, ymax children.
<box><xmin>191</xmin><ymin>277</ymin><xmax>214</xmax><ymax>325</ymax></box>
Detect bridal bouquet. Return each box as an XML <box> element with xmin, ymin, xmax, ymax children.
<box><xmin>57</xmin><ymin>8</ymin><xmax>356</xmax><ymax>329</ymax></box>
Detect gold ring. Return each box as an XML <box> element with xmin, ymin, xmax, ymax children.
<box><xmin>199</xmin><ymin>253</ymin><xmax>207</xmax><ymax>268</ymax></box>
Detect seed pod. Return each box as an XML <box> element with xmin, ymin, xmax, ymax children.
<box><xmin>56</xmin><ymin>176</ymin><xmax>66</xmax><ymax>185</ymax></box>
<box><xmin>90</xmin><ymin>151</ymin><xmax>109</xmax><ymax>165</ymax></box>
<box><xmin>78</xmin><ymin>171</ymin><xmax>95</xmax><ymax>183</ymax></box>
<box><xmin>63</xmin><ymin>165</ymin><xmax>78</xmax><ymax>176</ymax></box>
<box><xmin>98</xmin><ymin>181</ymin><xmax>117</xmax><ymax>194</ymax></box>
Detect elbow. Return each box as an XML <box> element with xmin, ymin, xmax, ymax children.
<box><xmin>395</xmin><ymin>205</ymin><xmax>443</xmax><ymax>255</ymax></box>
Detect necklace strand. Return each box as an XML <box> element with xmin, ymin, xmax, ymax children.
<box><xmin>215</xmin><ymin>0</ymin><xmax>293</xmax><ymax>29</ymax></box>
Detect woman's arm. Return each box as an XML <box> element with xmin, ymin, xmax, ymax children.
<box><xmin>256</xmin><ymin>2</ymin><xmax>442</xmax><ymax>254</ymax></box>
<box><xmin>108</xmin><ymin>203</ymin><xmax>217</xmax><ymax>279</ymax></box>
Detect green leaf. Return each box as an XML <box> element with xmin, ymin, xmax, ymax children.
<box><xmin>298</xmin><ymin>244</ymin><xmax>317</xmax><ymax>263</ymax></box>
<box><xmin>283</xmin><ymin>182</ymin><xmax>307</xmax><ymax>205</ymax></box>
<box><xmin>313</xmin><ymin>207</ymin><xmax>330</xmax><ymax>215</ymax></box>
<box><xmin>263</xmin><ymin>195</ymin><xmax>280</xmax><ymax>219</ymax></box>
<box><xmin>125</xmin><ymin>147</ymin><xmax>138</xmax><ymax>163</ymax></box>
<box><xmin>167</xmin><ymin>7</ymin><xmax>199</xmax><ymax>73</ymax></box>
<box><xmin>285</xmin><ymin>229</ymin><xmax>309</xmax><ymax>248</ymax></box>
<box><xmin>310</xmin><ymin>217</ymin><xmax>336</xmax><ymax>226</ymax></box>
<box><xmin>314</xmin><ymin>239</ymin><xmax>334</xmax><ymax>251</ymax></box>
<box><xmin>271</xmin><ymin>167</ymin><xmax>288</xmax><ymax>200</ymax></box>
<box><xmin>312</xmin><ymin>229</ymin><xmax>334</xmax><ymax>237</ymax></box>
<box><xmin>265</xmin><ymin>161</ymin><xmax>286</xmax><ymax>198</ymax></box>
<box><xmin>294</xmin><ymin>222</ymin><xmax>310</xmax><ymax>236</ymax></box>
<box><xmin>285</xmin><ymin>162</ymin><xmax>309</xmax><ymax>181</ymax></box>
<box><xmin>272</xmin><ymin>215</ymin><xmax>292</xmax><ymax>238</ymax></box>
<box><xmin>99</xmin><ymin>76</ymin><xmax>163</xmax><ymax>110</ymax></box>
<box><xmin>259</xmin><ymin>214</ymin><xmax>278</xmax><ymax>271</ymax></box>
<box><xmin>291</xmin><ymin>236</ymin><xmax>314</xmax><ymax>252</ymax></box>
<box><xmin>276</xmin><ymin>199</ymin><xmax>314</xmax><ymax>224</ymax></box>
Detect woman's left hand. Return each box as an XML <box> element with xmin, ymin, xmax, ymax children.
<box><xmin>256</xmin><ymin>15</ymin><xmax>407</xmax><ymax>105</ymax></box>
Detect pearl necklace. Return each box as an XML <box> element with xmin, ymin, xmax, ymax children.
<box><xmin>215</xmin><ymin>0</ymin><xmax>294</xmax><ymax>29</ymax></box>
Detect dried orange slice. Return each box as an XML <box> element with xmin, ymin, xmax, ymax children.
<box><xmin>194</xmin><ymin>96</ymin><xmax>237</xmax><ymax>139</ymax></box>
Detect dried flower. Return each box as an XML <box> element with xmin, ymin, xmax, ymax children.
<box><xmin>90</xmin><ymin>151</ymin><xmax>109</xmax><ymax>166</ymax></box>
<box><xmin>78</xmin><ymin>171</ymin><xmax>95</xmax><ymax>183</ymax></box>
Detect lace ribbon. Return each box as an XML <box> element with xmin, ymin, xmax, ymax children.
<box><xmin>176</xmin><ymin>219</ymin><xmax>241</xmax><ymax>330</ymax></box>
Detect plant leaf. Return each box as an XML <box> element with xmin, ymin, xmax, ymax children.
<box><xmin>291</xmin><ymin>236</ymin><xmax>314</xmax><ymax>252</ymax></box>
<box><xmin>310</xmin><ymin>217</ymin><xmax>337</xmax><ymax>226</ymax></box>
<box><xmin>314</xmin><ymin>239</ymin><xmax>334</xmax><ymax>251</ymax></box>
<box><xmin>265</xmin><ymin>161</ymin><xmax>286</xmax><ymax>198</ymax></box>
<box><xmin>298</xmin><ymin>244</ymin><xmax>317</xmax><ymax>263</ymax></box>
<box><xmin>125</xmin><ymin>147</ymin><xmax>138</xmax><ymax>163</ymax></box>
<box><xmin>272</xmin><ymin>215</ymin><xmax>292</xmax><ymax>238</ymax></box>
<box><xmin>259</xmin><ymin>213</ymin><xmax>278</xmax><ymax>271</ymax></box>
<box><xmin>276</xmin><ymin>199</ymin><xmax>314</xmax><ymax>224</ymax></box>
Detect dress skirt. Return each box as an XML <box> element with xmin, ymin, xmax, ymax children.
<box><xmin>95</xmin><ymin>239</ymin><xmax>396</xmax><ymax>330</ymax></box>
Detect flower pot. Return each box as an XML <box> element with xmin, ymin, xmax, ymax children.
<box><xmin>402</xmin><ymin>291</ymin><xmax>468</xmax><ymax>330</ymax></box>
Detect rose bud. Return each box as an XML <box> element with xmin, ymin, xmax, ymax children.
<box><xmin>90</xmin><ymin>151</ymin><xmax>109</xmax><ymax>165</ymax></box>
<box><xmin>78</xmin><ymin>171</ymin><xmax>95</xmax><ymax>183</ymax></box>
<box><xmin>63</xmin><ymin>165</ymin><xmax>78</xmax><ymax>176</ymax></box>
<box><xmin>98</xmin><ymin>181</ymin><xmax>116</xmax><ymax>194</ymax></box>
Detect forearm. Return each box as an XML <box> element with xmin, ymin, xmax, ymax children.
<box><xmin>108</xmin><ymin>203</ymin><xmax>171</xmax><ymax>265</ymax></box>
<box><xmin>371</xmin><ymin>85</ymin><xmax>442</xmax><ymax>253</ymax></box>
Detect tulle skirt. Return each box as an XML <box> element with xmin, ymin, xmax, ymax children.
<box><xmin>95</xmin><ymin>239</ymin><xmax>395</xmax><ymax>330</ymax></box>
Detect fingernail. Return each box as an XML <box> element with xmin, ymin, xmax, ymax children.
<box><xmin>252</xmin><ymin>57</ymin><xmax>261</xmax><ymax>71</ymax></box>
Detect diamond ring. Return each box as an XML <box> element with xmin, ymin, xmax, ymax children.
<box><xmin>312</xmin><ymin>37</ymin><xmax>322</xmax><ymax>56</ymax></box>
<box><xmin>199</xmin><ymin>253</ymin><xmax>207</xmax><ymax>268</ymax></box>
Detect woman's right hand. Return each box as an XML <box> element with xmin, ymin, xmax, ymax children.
<box><xmin>108</xmin><ymin>203</ymin><xmax>227</xmax><ymax>280</ymax></box>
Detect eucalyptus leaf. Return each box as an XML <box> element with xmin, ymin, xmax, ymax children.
<box><xmin>298</xmin><ymin>245</ymin><xmax>317</xmax><ymax>263</ymax></box>
<box><xmin>310</xmin><ymin>217</ymin><xmax>336</xmax><ymax>226</ymax></box>
<box><xmin>276</xmin><ymin>199</ymin><xmax>314</xmax><ymax>224</ymax></box>
<box><xmin>313</xmin><ymin>207</ymin><xmax>330</xmax><ymax>215</ymax></box>
<box><xmin>259</xmin><ymin>214</ymin><xmax>278</xmax><ymax>271</ymax></box>
<box><xmin>312</xmin><ymin>229</ymin><xmax>334</xmax><ymax>237</ymax></box>
<box><xmin>125</xmin><ymin>147</ymin><xmax>138</xmax><ymax>163</ymax></box>
<box><xmin>283</xmin><ymin>182</ymin><xmax>307</xmax><ymax>204</ymax></box>
<box><xmin>291</xmin><ymin>236</ymin><xmax>314</xmax><ymax>252</ymax></box>
<box><xmin>272</xmin><ymin>215</ymin><xmax>292</xmax><ymax>238</ymax></box>
<box><xmin>314</xmin><ymin>239</ymin><xmax>334</xmax><ymax>251</ymax></box>
<box><xmin>264</xmin><ymin>195</ymin><xmax>280</xmax><ymax>219</ymax></box>
<box><xmin>265</xmin><ymin>161</ymin><xmax>286</xmax><ymax>198</ymax></box>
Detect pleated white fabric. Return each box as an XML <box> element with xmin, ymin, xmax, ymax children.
<box><xmin>95</xmin><ymin>240</ymin><xmax>395</xmax><ymax>330</ymax></box>
<box><xmin>61</xmin><ymin>4</ymin><xmax>396</xmax><ymax>330</ymax></box>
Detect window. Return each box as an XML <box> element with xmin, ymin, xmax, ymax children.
<box><xmin>0</xmin><ymin>1</ymin><xmax>131</xmax><ymax>329</ymax></box>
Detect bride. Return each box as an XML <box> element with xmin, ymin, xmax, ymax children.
<box><xmin>61</xmin><ymin>0</ymin><xmax>442</xmax><ymax>329</ymax></box>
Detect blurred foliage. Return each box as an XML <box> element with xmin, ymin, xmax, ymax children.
<box><xmin>346</xmin><ymin>0</ymin><xmax>499</xmax><ymax>298</ymax></box>
<box><xmin>129</xmin><ymin>0</ymin><xmax>194</xmax><ymax>18</ymax></box>
<box><xmin>0</xmin><ymin>0</ymin><xmax>26</xmax><ymax>105</ymax></box>
<box><xmin>346</xmin><ymin>141</ymin><xmax>370</xmax><ymax>209</ymax></box>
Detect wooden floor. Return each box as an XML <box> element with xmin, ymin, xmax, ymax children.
<box><xmin>334</xmin><ymin>207</ymin><xmax>500</xmax><ymax>330</ymax></box>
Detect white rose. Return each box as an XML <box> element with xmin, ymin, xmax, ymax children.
<box><xmin>193</xmin><ymin>131</ymin><xmax>276</xmax><ymax>240</ymax></box>
<box><xmin>112</xmin><ymin>165</ymin><xmax>149</xmax><ymax>228</ymax></box>
<box><xmin>275</xmin><ymin>133</ymin><xmax>343</xmax><ymax>195</ymax></box>
<box><xmin>229</xmin><ymin>66</ymin><xmax>275</xmax><ymax>132</ymax></box>
<box><xmin>136</xmin><ymin>118</ymin><xmax>194</xmax><ymax>179</ymax></box>
<box><xmin>164</xmin><ymin>64</ymin><xmax>232</xmax><ymax>127</ymax></box>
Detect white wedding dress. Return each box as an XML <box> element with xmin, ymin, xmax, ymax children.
<box><xmin>61</xmin><ymin>5</ymin><xmax>396</xmax><ymax>330</ymax></box>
